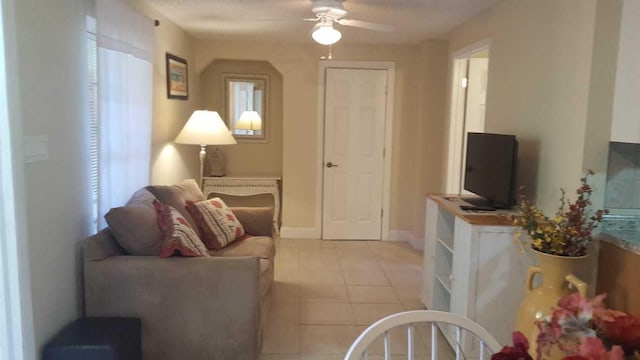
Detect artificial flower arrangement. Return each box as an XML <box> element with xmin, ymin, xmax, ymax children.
<box><xmin>513</xmin><ymin>170</ymin><xmax>608</xmax><ymax>257</ymax></box>
<box><xmin>492</xmin><ymin>293</ymin><xmax>640</xmax><ymax>360</ymax></box>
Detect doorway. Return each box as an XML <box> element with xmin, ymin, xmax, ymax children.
<box><xmin>317</xmin><ymin>62</ymin><xmax>394</xmax><ymax>240</ymax></box>
<box><xmin>445</xmin><ymin>41</ymin><xmax>490</xmax><ymax>195</ymax></box>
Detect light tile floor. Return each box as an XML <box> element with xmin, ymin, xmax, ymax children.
<box><xmin>261</xmin><ymin>238</ymin><xmax>455</xmax><ymax>360</ymax></box>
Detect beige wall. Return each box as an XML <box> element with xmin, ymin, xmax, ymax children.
<box><xmin>200</xmin><ymin>59</ymin><xmax>283</xmax><ymax>176</ymax></box>
<box><xmin>9</xmin><ymin>0</ymin><xmax>89</xmax><ymax>355</ymax></box>
<box><xmin>195</xmin><ymin>40</ymin><xmax>448</xmax><ymax>236</ymax></box>
<box><xmin>7</xmin><ymin>0</ymin><xmax>203</xmax><ymax>355</ymax></box>
<box><xmin>448</xmin><ymin>9</ymin><xmax>491</xmax><ymax>54</ymax></box>
<box><xmin>447</xmin><ymin>0</ymin><xmax>619</xmax><ymax>214</ymax></box>
<box><xmin>131</xmin><ymin>0</ymin><xmax>202</xmax><ymax>186</ymax></box>
<box><xmin>195</xmin><ymin>40</ymin><xmax>318</xmax><ymax>228</ymax></box>
<box><xmin>414</xmin><ymin>40</ymin><xmax>449</xmax><ymax>237</ymax></box>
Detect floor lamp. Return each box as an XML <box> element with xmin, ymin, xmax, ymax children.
<box><xmin>175</xmin><ymin>110</ymin><xmax>237</xmax><ymax>184</ymax></box>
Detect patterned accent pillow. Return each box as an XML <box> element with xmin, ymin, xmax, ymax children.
<box><xmin>153</xmin><ymin>200</ymin><xmax>209</xmax><ymax>257</ymax></box>
<box><xmin>146</xmin><ymin>181</ymin><xmax>206</xmax><ymax>237</ymax></box>
<box><xmin>186</xmin><ymin>198</ymin><xmax>246</xmax><ymax>250</ymax></box>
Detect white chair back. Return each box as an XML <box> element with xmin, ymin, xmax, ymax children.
<box><xmin>344</xmin><ymin>310</ymin><xmax>502</xmax><ymax>360</ymax></box>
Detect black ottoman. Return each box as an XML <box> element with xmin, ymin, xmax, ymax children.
<box><xmin>43</xmin><ymin>317</ymin><xmax>141</xmax><ymax>360</ymax></box>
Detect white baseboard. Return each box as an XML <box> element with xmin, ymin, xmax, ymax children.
<box><xmin>388</xmin><ymin>230</ymin><xmax>424</xmax><ymax>250</ymax></box>
<box><xmin>387</xmin><ymin>230</ymin><xmax>409</xmax><ymax>242</ymax></box>
<box><xmin>409</xmin><ymin>236</ymin><xmax>424</xmax><ymax>250</ymax></box>
<box><xmin>280</xmin><ymin>227</ymin><xmax>424</xmax><ymax>248</ymax></box>
<box><xmin>279</xmin><ymin>227</ymin><xmax>320</xmax><ymax>239</ymax></box>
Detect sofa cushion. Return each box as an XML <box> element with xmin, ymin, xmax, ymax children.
<box><xmin>208</xmin><ymin>236</ymin><xmax>275</xmax><ymax>262</ymax></box>
<box><xmin>186</xmin><ymin>198</ymin><xmax>245</xmax><ymax>250</ymax></box>
<box><xmin>154</xmin><ymin>200</ymin><xmax>209</xmax><ymax>257</ymax></box>
<box><xmin>104</xmin><ymin>188</ymin><xmax>162</xmax><ymax>256</ymax></box>
<box><xmin>146</xmin><ymin>180</ymin><xmax>206</xmax><ymax>236</ymax></box>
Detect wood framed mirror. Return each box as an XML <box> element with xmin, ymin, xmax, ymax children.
<box><xmin>224</xmin><ymin>74</ymin><xmax>269</xmax><ymax>142</ymax></box>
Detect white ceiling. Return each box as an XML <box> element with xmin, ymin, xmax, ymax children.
<box><xmin>143</xmin><ymin>0</ymin><xmax>499</xmax><ymax>45</ymax></box>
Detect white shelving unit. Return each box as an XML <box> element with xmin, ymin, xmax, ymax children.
<box><xmin>422</xmin><ymin>195</ymin><xmax>535</xmax><ymax>357</ymax></box>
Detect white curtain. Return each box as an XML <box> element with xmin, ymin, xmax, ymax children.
<box><xmin>96</xmin><ymin>0</ymin><xmax>153</xmax><ymax>228</ymax></box>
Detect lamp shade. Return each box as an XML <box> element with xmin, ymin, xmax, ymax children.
<box><xmin>312</xmin><ymin>23</ymin><xmax>342</xmax><ymax>45</ymax></box>
<box><xmin>234</xmin><ymin>110</ymin><xmax>262</xmax><ymax>131</ymax></box>
<box><xmin>175</xmin><ymin>110</ymin><xmax>237</xmax><ymax>145</ymax></box>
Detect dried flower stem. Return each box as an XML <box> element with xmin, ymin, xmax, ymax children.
<box><xmin>512</xmin><ymin>170</ymin><xmax>608</xmax><ymax>257</ymax></box>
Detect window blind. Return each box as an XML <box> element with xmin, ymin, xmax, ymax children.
<box><xmin>87</xmin><ymin>16</ymin><xmax>99</xmax><ymax>232</ymax></box>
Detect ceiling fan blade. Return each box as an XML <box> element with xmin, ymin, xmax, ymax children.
<box><xmin>256</xmin><ymin>17</ymin><xmax>319</xmax><ymax>22</ymax></box>
<box><xmin>336</xmin><ymin>18</ymin><xmax>394</xmax><ymax>32</ymax></box>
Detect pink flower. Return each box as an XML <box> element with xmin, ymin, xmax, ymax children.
<box><xmin>533</xmin><ymin>293</ymin><xmax>634</xmax><ymax>360</ymax></box>
<box><xmin>492</xmin><ymin>331</ymin><xmax>533</xmax><ymax>360</ymax></box>
<box><xmin>598</xmin><ymin>315</ymin><xmax>640</xmax><ymax>355</ymax></box>
<box><xmin>557</xmin><ymin>293</ymin><xmax>595</xmax><ymax>322</ymax></box>
<box><xmin>536</xmin><ymin>294</ymin><xmax>619</xmax><ymax>359</ymax></box>
<box><xmin>565</xmin><ymin>337</ymin><xmax>624</xmax><ymax>360</ymax></box>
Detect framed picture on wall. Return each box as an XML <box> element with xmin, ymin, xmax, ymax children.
<box><xmin>166</xmin><ymin>53</ymin><xmax>188</xmax><ymax>100</ymax></box>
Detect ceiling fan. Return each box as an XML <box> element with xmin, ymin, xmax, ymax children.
<box><xmin>261</xmin><ymin>0</ymin><xmax>394</xmax><ymax>45</ymax></box>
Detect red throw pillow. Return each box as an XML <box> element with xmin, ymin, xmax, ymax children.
<box><xmin>186</xmin><ymin>198</ymin><xmax>246</xmax><ymax>250</ymax></box>
<box><xmin>153</xmin><ymin>200</ymin><xmax>209</xmax><ymax>257</ymax></box>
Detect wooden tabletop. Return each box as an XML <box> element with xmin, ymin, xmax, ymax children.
<box><xmin>427</xmin><ymin>194</ymin><xmax>518</xmax><ymax>226</ymax></box>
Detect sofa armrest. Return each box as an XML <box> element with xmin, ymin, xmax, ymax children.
<box><xmin>231</xmin><ymin>207</ymin><xmax>274</xmax><ymax>237</ymax></box>
<box><xmin>84</xmin><ymin>229</ymin><xmax>125</xmax><ymax>260</ymax></box>
<box><xmin>84</xmin><ymin>255</ymin><xmax>260</xmax><ymax>360</ymax></box>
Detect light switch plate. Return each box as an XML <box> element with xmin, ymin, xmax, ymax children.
<box><xmin>24</xmin><ymin>135</ymin><xmax>48</xmax><ymax>163</ymax></box>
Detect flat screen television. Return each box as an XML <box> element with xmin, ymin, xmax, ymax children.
<box><xmin>463</xmin><ymin>132</ymin><xmax>518</xmax><ymax>209</ymax></box>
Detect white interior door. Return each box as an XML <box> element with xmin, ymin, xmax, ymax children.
<box><xmin>322</xmin><ymin>68</ymin><xmax>387</xmax><ymax>240</ymax></box>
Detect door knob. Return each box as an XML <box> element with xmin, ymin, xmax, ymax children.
<box><xmin>326</xmin><ymin>162</ymin><xmax>339</xmax><ymax>168</ymax></box>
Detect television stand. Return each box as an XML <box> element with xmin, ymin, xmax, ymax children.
<box><xmin>460</xmin><ymin>196</ymin><xmax>495</xmax><ymax>209</ymax></box>
<box><xmin>422</xmin><ymin>194</ymin><xmax>534</xmax><ymax>353</ymax></box>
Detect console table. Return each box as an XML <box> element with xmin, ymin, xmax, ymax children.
<box><xmin>202</xmin><ymin>176</ymin><xmax>281</xmax><ymax>234</ymax></box>
<box><xmin>422</xmin><ymin>194</ymin><xmax>532</xmax><ymax>354</ymax></box>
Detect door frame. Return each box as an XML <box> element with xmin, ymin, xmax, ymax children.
<box><xmin>445</xmin><ymin>39</ymin><xmax>491</xmax><ymax>194</ymax></box>
<box><xmin>0</xmin><ymin>0</ymin><xmax>35</xmax><ymax>357</ymax></box>
<box><xmin>316</xmin><ymin>61</ymin><xmax>395</xmax><ymax>240</ymax></box>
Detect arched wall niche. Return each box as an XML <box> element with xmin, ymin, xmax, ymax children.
<box><xmin>200</xmin><ymin>59</ymin><xmax>283</xmax><ymax>177</ymax></box>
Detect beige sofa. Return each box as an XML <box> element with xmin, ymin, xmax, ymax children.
<box><xmin>83</xmin><ymin>181</ymin><xmax>275</xmax><ymax>360</ymax></box>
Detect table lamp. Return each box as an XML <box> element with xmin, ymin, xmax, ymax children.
<box><xmin>234</xmin><ymin>110</ymin><xmax>262</xmax><ymax>135</ymax></box>
<box><xmin>175</xmin><ymin>110</ymin><xmax>236</xmax><ymax>182</ymax></box>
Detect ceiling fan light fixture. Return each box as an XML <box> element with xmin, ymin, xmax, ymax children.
<box><xmin>312</xmin><ymin>23</ymin><xmax>342</xmax><ymax>45</ymax></box>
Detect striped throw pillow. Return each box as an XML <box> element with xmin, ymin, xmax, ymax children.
<box><xmin>186</xmin><ymin>198</ymin><xmax>245</xmax><ymax>250</ymax></box>
<box><xmin>153</xmin><ymin>200</ymin><xmax>209</xmax><ymax>257</ymax></box>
